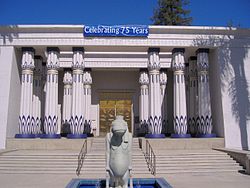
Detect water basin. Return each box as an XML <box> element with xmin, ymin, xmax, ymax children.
<box><xmin>66</xmin><ymin>178</ymin><xmax>172</xmax><ymax>188</ymax></box>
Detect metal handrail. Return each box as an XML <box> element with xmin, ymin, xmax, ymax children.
<box><xmin>76</xmin><ymin>139</ymin><xmax>87</xmax><ymax>176</ymax></box>
<box><xmin>145</xmin><ymin>140</ymin><xmax>156</xmax><ymax>176</ymax></box>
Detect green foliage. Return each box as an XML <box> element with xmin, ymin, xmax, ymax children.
<box><xmin>152</xmin><ymin>0</ymin><xmax>192</xmax><ymax>25</ymax></box>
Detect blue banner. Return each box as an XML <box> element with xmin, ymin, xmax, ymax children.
<box><xmin>84</xmin><ymin>25</ymin><xmax>149</xmax><ymax>37</ymax></box>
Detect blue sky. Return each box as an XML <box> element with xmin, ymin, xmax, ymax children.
<box><xmin>0</xmin><ymin>0</ymin><xmax>249</xmax><ymax>28</ymax></box>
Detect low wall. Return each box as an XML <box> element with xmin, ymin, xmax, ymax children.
<box><xmin>215</xmin><ymin>148</ymin><xmax>250</xmax><ymax>174</ymax></box>
<box><xmin>6</xmin><ymin>138</ymin><xmax>92</xmax><ymax>152</ymax></box>
<box><xmin>139</xmin><ymin>138</ymin><xmax>225</xmax><ymax>152</ymax></box>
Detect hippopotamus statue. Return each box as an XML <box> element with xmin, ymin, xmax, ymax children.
<box><xmin>106</xmin><ymin>115</ymin><xmax>133</xmax><ymax>188</ymax></box>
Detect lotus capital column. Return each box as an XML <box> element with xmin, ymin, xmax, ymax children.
<box><xmin>68</xmin><ymin>47</ymin><xmax>86</xmax><ymax>138</ymax></box>
<box><xmin>196</xmin><ymin>49</ymin><xmax>215</xmax><ymax>137</ymax></box>
<box><xmin>16</xmin><ymin>47</ymin><xmax>36</xmax><ymax>138</ymax></box>
<box><xmin>42</xmin><ymin>47</ymin><xmax>60</xmax><ymax>138</ymax></box>
<box><xmin>171</xmin><ymin>48</ymin><xmax>190</xmax><ymax>138</ymax></box>
<box><xmin>146</xmin><ymin>48</ymin><xmax>165</xmax><ymax>138</ymax></box>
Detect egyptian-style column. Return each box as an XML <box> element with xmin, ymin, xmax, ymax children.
<box><xmin>188</xmin><ymin>56</ymin><xmax>198</xmax><ymax>136</ymax></box>
<box><xmin>62</xmin><ymin>70</ymin><xmax>72</xmax><ymax>125</ymax></box>
<box><xmin>171</xmin><ymin>48</ymin><xmax>190</xmax><ymax>138</ymax></box>
<box><xmin>16</xmin><ymin>47</ymin><xmax>36</xmax><ymax>138</ymax></box>
<box><xmin>68</xmin><ymin>47</ymin><xmax>86</xmax><ymax>138</ymax></box>
<box><xmin>139</xmin><ymin>69</ymin><xmax>149</xmax><ymax>134</ymax></box>
<box><xmin>160</xmin><ymin>70</ymin><xmax>168</xmax><ymax>134</ymax></box>
<box><xmin>32</xmin><ymin>56</ymin><xmax>43</xmax><ymax>135</ymax></box>
<box><xmin>83</xmin><ymin>69</ymin><xmax>92</xmax><ymax>134</ymax></box>
<box><xmin>42</xmin><ymin>47</ymin><xmax>61</xmax><ymax>138</ymax></box>
<box><xmin>146</xmin><ymin>48</ymin><xmax>165</xmax><ymax>138</ymax></box>
<box><xmin>196</xmin><ymin>49</ymin><xmax>215</xmax><ymax>137</ymax></box>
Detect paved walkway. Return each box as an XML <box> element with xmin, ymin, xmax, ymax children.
<box><xmin>0</xmin><ymin>171</ymin><xmax>250</xmax><ymax>187</ymax></box>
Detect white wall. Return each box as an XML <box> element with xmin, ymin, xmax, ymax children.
<box><xmin>6</xmin><ymin>48</ymin><xmax>21</xmax><ymax>138</ymax></box>
<box><xmin>0</xmin><ymin>46</ymin><xmax>20</xmax><ymax>149</ymax></box>
<box><xmin>219</xmin><ymin>42</ymin><xmax>250</xmax><ymax>150</ymax></box>
<box><xmin>209</xmin><ymin>49</ymin><xmax>225</xmax><ymax>137</ymax></box>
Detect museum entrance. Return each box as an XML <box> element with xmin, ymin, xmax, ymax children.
<box><xmin>99</xmin><ymin>92</ymin><xmax>133</xmax><ymax>137</ymax></box>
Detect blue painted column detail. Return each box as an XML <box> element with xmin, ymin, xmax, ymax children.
<box><xmin>196</xmin><ymin>49</ymin><xmax>215</xmax><ymax>138</ymax></box>
<box><xmin>171</xmin><ymin>48</ymin><xmax>190</xmax><ymax>138</ymax></box>
<box><xmin>146</xmin><ymin>48</ymin><xmax>165</xmax><ymax>138</ymax></box>
<box><xmin>16</xmin><ymin>47</ymin><xmax>36</xmax><ymax>138</ymax></box>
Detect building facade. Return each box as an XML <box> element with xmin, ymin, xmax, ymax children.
<box><xmin>0</xmin><ymin>25</ymin><xmax>250</xmax><ymax>149</ymax></box>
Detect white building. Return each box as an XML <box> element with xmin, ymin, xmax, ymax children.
<box><xmin>0</xmin><ymin>25</ymin><xmax>249</xmax><ymax>150</ymax></box>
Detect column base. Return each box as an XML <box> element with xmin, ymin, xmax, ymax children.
<box><xmin>171</xmin><ymin>134</ymin><xmax>191</xmax><ymax>138</ymax></box>
<box><xmin>15</xmin><ymin>134</ymin><xmax>36</xmax><ymax>138</ymax></box>
<box><xmin>196</xmin><ymin>133</ymin><xmax>216</xmax><ymax>138</ymax></box>
<box><xmin>67</xmin><ymin>134</ymin><xmax>87</xmax><ymax>139</ymax></box>
<box><xmin>145</xmin><ymin>134</ymin><xmax>165</xmax><ymax>139</ymax></box>
<box><xmin>40</xmin><ymin>134</ymin><xmax>61</xmax><ymax>139</ymax></box>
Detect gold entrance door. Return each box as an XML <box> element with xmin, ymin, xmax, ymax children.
<box><xmin>99</xmin><ymin>97</ymin><xmax>132</xmax><ymax>137</ymax></box>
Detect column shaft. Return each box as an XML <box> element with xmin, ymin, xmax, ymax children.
<box><xmin>16</xmin><ymin>48</ymin><xmax>36</xmax><ymax>138</ymax></box>
<box><xmin>196</xmin><ymin>49</ymin><xmax>214</xmax><ymax>136</ymax></box>
<box><xmin>171</xmin><ymin>48</ymin><xmax>190</xmax><ymax>138</ymax></box>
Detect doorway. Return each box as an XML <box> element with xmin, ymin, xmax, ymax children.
<box><xmin>99</xmin><ymin>92</ymin><xmax>133</xmax><ymax>137</ymax></box>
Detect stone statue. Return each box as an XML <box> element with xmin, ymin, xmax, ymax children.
<box><xmin>106</xmin><ymin>115</ymin><xmax>133</xmax><ymax>188</ymax></box>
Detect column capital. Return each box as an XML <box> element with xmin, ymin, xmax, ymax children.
<box><xmin>139</xmin><ymin>71</ymin><xmax>149</xmax><ymax>85</ymax></box>
<box><xmin>63</xmin><ymin>71</ymin><xmax>72</xmax><ymax>85</ymax></box>
<box><xmin>172</xmin><ymin>48</ymin><xmax>185</xmax><ymax>71</ymax></box>
<box><xmin>159</xmin><ymin>71</ymin><xmax>167</xmax><ymax>85</ymax></box>
<box><xmin>21</xmin><ymin>48</ymin><xmax>35</xmax><ymax>70</ymax></box>
<box><xmin>83</xmin><ymin>71</ymin><xmax>92</xmax><ymax>85</ymax></box>
<box><xmin>196</xmin><ymin>49</ymin><xmax>209</xmax><ymax>71</ymax></box>
<box><xmin>148</xmin><ymin>48</ymin><xmax>160</xmax><ymax>71</ymax></box>
<box><xmin>46</xmin><ymin>47</ymin><xmax>60</xmax><ymax>70</ymax></box>
<box><xmin>72</xmin><ymin>48</ymin><xmax>84</xmax><ymax>70</ymax></box>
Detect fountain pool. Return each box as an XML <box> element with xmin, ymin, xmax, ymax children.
<box><xmin>66</xmin><ymin>178</ymin><xmax>172</xmax><ymax>188</ymax></box>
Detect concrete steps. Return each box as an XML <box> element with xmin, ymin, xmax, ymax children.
<box><xmin>79</xmin><ymin>138</ymin><xmax>151</xmax><ymax>177</ymax></box>
<box><xmin>153</xmin><ymin>150</ymin><xmax>243</xmax><ymax>175</ymax></box>
<box><xmin>0</xmin><ymin>150</ymin><xmax>78</xmax><ymax>174</ymax></box>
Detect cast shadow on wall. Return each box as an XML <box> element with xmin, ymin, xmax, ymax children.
<box><xmin>193</xmin><ymin>28</ymin><xmax>250</xmax><ymax>150</ymax></box>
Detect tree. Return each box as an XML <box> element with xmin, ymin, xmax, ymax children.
<box><xmin>152</xmin><ymin>0</ymin><xmax>192</xmax><ymax>25</ymax></box>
